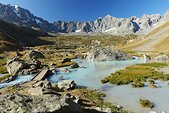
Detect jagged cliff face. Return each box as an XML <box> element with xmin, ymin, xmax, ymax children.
<box><xmin>0</xmin><ymin>3</ymin><xmax>54</xmax><ymax>32</ymax></box>
<box><xmin>53</xmin><ymin>14</ymin><xmax>164</xmax><ymax>35</ymax></box>
<box><xmin>52</xmin><ymin>14</ymin><xmax>164</xmax><ymax>35</ymax></box>
<box><xmin>0</xmin><ymin>3</ymin><xmax>168</xmax><ymax>35</ymax></box>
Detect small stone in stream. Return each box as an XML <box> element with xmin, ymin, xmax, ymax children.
<box><xmin>150</xmin><ymin>111</ymin><xmax>157</xmax><ymax>113</ymax></box>
<box><xmin>91</xmin><ymin>107</ymin><xmax>112</xmax><ymax>113</ymax></box>
<box><xmin>116</xmin><ymin>105</ymin><xmax>123</xmax><ymax>109</ymax></box>
<box><xmin>59</xmin><ymin>68</ymin><xmax>71</xmax><ymax>73</ymax></box>
<box><xmin>70</xmin><ymin>63</ymin><xmax>79</xmax><ymax>69</ymax></box>
<box><xmin>49</xmin><ymin>68</ymin><xmax>57</xmax><ymax>74</ymax></box>
<box><xmin>80</xmin><ymin>66</ymin><xmax>87</xmax><ymax>68</ymax></box>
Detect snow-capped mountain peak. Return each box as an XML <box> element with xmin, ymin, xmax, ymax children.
<box><xmin>14</xmin><ymin>5</ymin><xmax>19</xmax><ymax>10</ymax></box>
<box><xmin>0</xmin><ymin>3</ymin><xmax>168</xmax><ymax>35</ymax></box>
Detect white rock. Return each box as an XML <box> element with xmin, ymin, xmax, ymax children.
<box><xmin>150</xmin><ymin>111</ymin><xmax>157</xmax><ymax>113</ymax></box>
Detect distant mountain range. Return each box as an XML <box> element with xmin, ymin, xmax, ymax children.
<box><xmin>0</xmin><ymin>3</ymin><xmax>169</xmax><ymax>35</ymax></box>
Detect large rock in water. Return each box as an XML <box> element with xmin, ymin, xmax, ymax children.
<box><xmin>6</xmin><ymin>58</ymin><xmax>29</xmax><ymax>75</ymax></box>
<box><xmin>86</xmin><ymin>47</ymin><xmax>133</xmax><ymax>61</ymax></box>
<box><xmin>58</xmin><ymin>80</ymin><xmax>76</xmax><ymax>90</ymax></box>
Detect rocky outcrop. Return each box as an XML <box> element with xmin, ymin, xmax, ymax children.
<box><xmin>27</xmin><ymin>50</ymin><xmax>44</xmax><ymax>60</ymax></box>
<box><xmin>0</xmin><ymin>92</ymin><xmax>114</xmax><ymax>113</ymax></box>
<box><xmin>6</xmin><ymin>57</ymin><xmax>42</xmax><ymax>76</ymax></box>
<box><xmin>86</xmin><ymin>47</ymin><xmax>133</xmax><ymax>61</ymax></box>
<box><xmin>58</xmin><ymin>80</ymin><xmax>76</xmax><ymax>90</ymax></box>
<box><xmin>28</xmin><ymin>80</ymin><xmax>53</xmax><ymax>96</ymax></box>
<box><xmin>6</xmin><ymin>58</ymin><xmax>29</xmax><ymax>76</ymax></box>
<box><xmin>0</xmin><ymin>79</ymin><xmax>121</xmax><ymax>113</ymax></box>
<box><xmin>0</xmin><ymin>93</ymin><xmax>83</xmax><ymax>113</ymax></box>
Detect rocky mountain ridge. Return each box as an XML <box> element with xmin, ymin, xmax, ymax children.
<box><xmin>0</xmin><ymin>3</ymin><xmax>169</xmax><ymax>35</ymax></box>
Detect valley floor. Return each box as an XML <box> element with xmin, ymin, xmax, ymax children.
<box><xmin>0</xmin><ymin>35</ymin><xmax>169</xmax><ymax>113</ymax></box>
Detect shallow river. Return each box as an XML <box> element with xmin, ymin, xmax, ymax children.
<box><xmin>1</xmin><ymin>59</ymin><xmax>169</xmax><ymax>113</ymax></box>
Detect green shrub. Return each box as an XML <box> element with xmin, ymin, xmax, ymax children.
<box><xmin>101</xmin><ymin>63</ymin><xmax>168</xmax><ymax>87</ymax></box>
<box><xmin>139</xmin><ymin>99</ymin><xmax>154</xmax><ymax>108</ymax></box>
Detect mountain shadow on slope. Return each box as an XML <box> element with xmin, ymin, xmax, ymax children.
<box><xmin>0</xmin><ymin>20</ymin><xmax>51</xmax><ymax>53</ymax></box>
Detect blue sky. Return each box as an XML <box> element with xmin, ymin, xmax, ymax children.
<box><xmin>0</xmin><ymin>0</ymin><xmax>169</xmax><ymax>22</ymax></box>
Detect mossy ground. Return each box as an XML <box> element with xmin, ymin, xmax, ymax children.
<box><xmin>101</xmin><ymin>63</ymin><xmax>169</xmax><ymax>87</ymax></box>
<box><xmin>67</xmin><ymin>88</ymin><xmax>133</xmax><ymax>113</ymax></box>
<box><xmin>0</xmin><ymin>74</ymin><xmax>12</xmax><ymax>82</ymax></box>
<box><xmin>0</xmin><ymin>56</ymin><xmax>7</xmax><ymax>74</ymax></box>
<box><xmin>139</xmin><ymin>99</ymin><xmax>154</xmax><ymax>108</ymax></box>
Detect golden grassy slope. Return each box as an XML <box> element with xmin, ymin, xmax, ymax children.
<box><xmin>121</xmin><ymin>21</ymin><xmax>169</xmax><ymax>53</ymax></box>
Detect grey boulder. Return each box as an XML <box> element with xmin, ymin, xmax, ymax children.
<box><xmin>57</xmin><ymin>80</ymin><xmax>76</xmax><ymax>90</ymax></box>
<box><xmin>6</xmin><ymin>58</ymin><xmax>28</xmax><ymax>76</ymax></box>
<box><xmin>70</xmin><ymin>63</ymin><xmax>80</xmax><ymax>69</ymax></box>
<box><xmin>27</xmin><ymin>50</ymin><xmax>44</xmax><ymax>59</ymax></box>
<box><xmin>28</xmin><ymin>80</ymin><xmax>53</xmax><ymax>96</ymax></box>
<box><xmin>0</xmin><ymin>93</ymin><xmax>83</xmax><ymax>113</ymax></box>
<box><xmin>86</xmin><ymin>47</ymin><xmax>133</xmax><ymax>61</ymax></box>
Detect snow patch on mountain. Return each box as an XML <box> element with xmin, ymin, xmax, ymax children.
<box><xmin>75</xmin><ymin>29</ymin><xmax>81</xmax><ymax>33</ymax></box>
<box><xmin>35</xmin><ymin>19</ymin><xmax>42</xmax><ymax>24</ymax></box>
<box><xmin>14</xmin><ymin>5</ymin><xmax>19</xmax><ymax>11</ymax></box>
<box><xmin>13</xmin><ymin>10</ymin><xmax>21</xmax><ymax>18</ymax></box>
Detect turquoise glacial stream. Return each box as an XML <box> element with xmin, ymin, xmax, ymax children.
<box><xmin>0</xmin><ymin>75</ymin><xmax>34</xmax><ymax>89</ymax></box>
<box><xmin>48</xmin><ymin>59</ymin><xmax>144</xmax><ymax>89</ymax></box>
<box><xmin>0</xmin><ymin>59</ymin><xmax>169</xmax><ymax>112</ymax></box>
